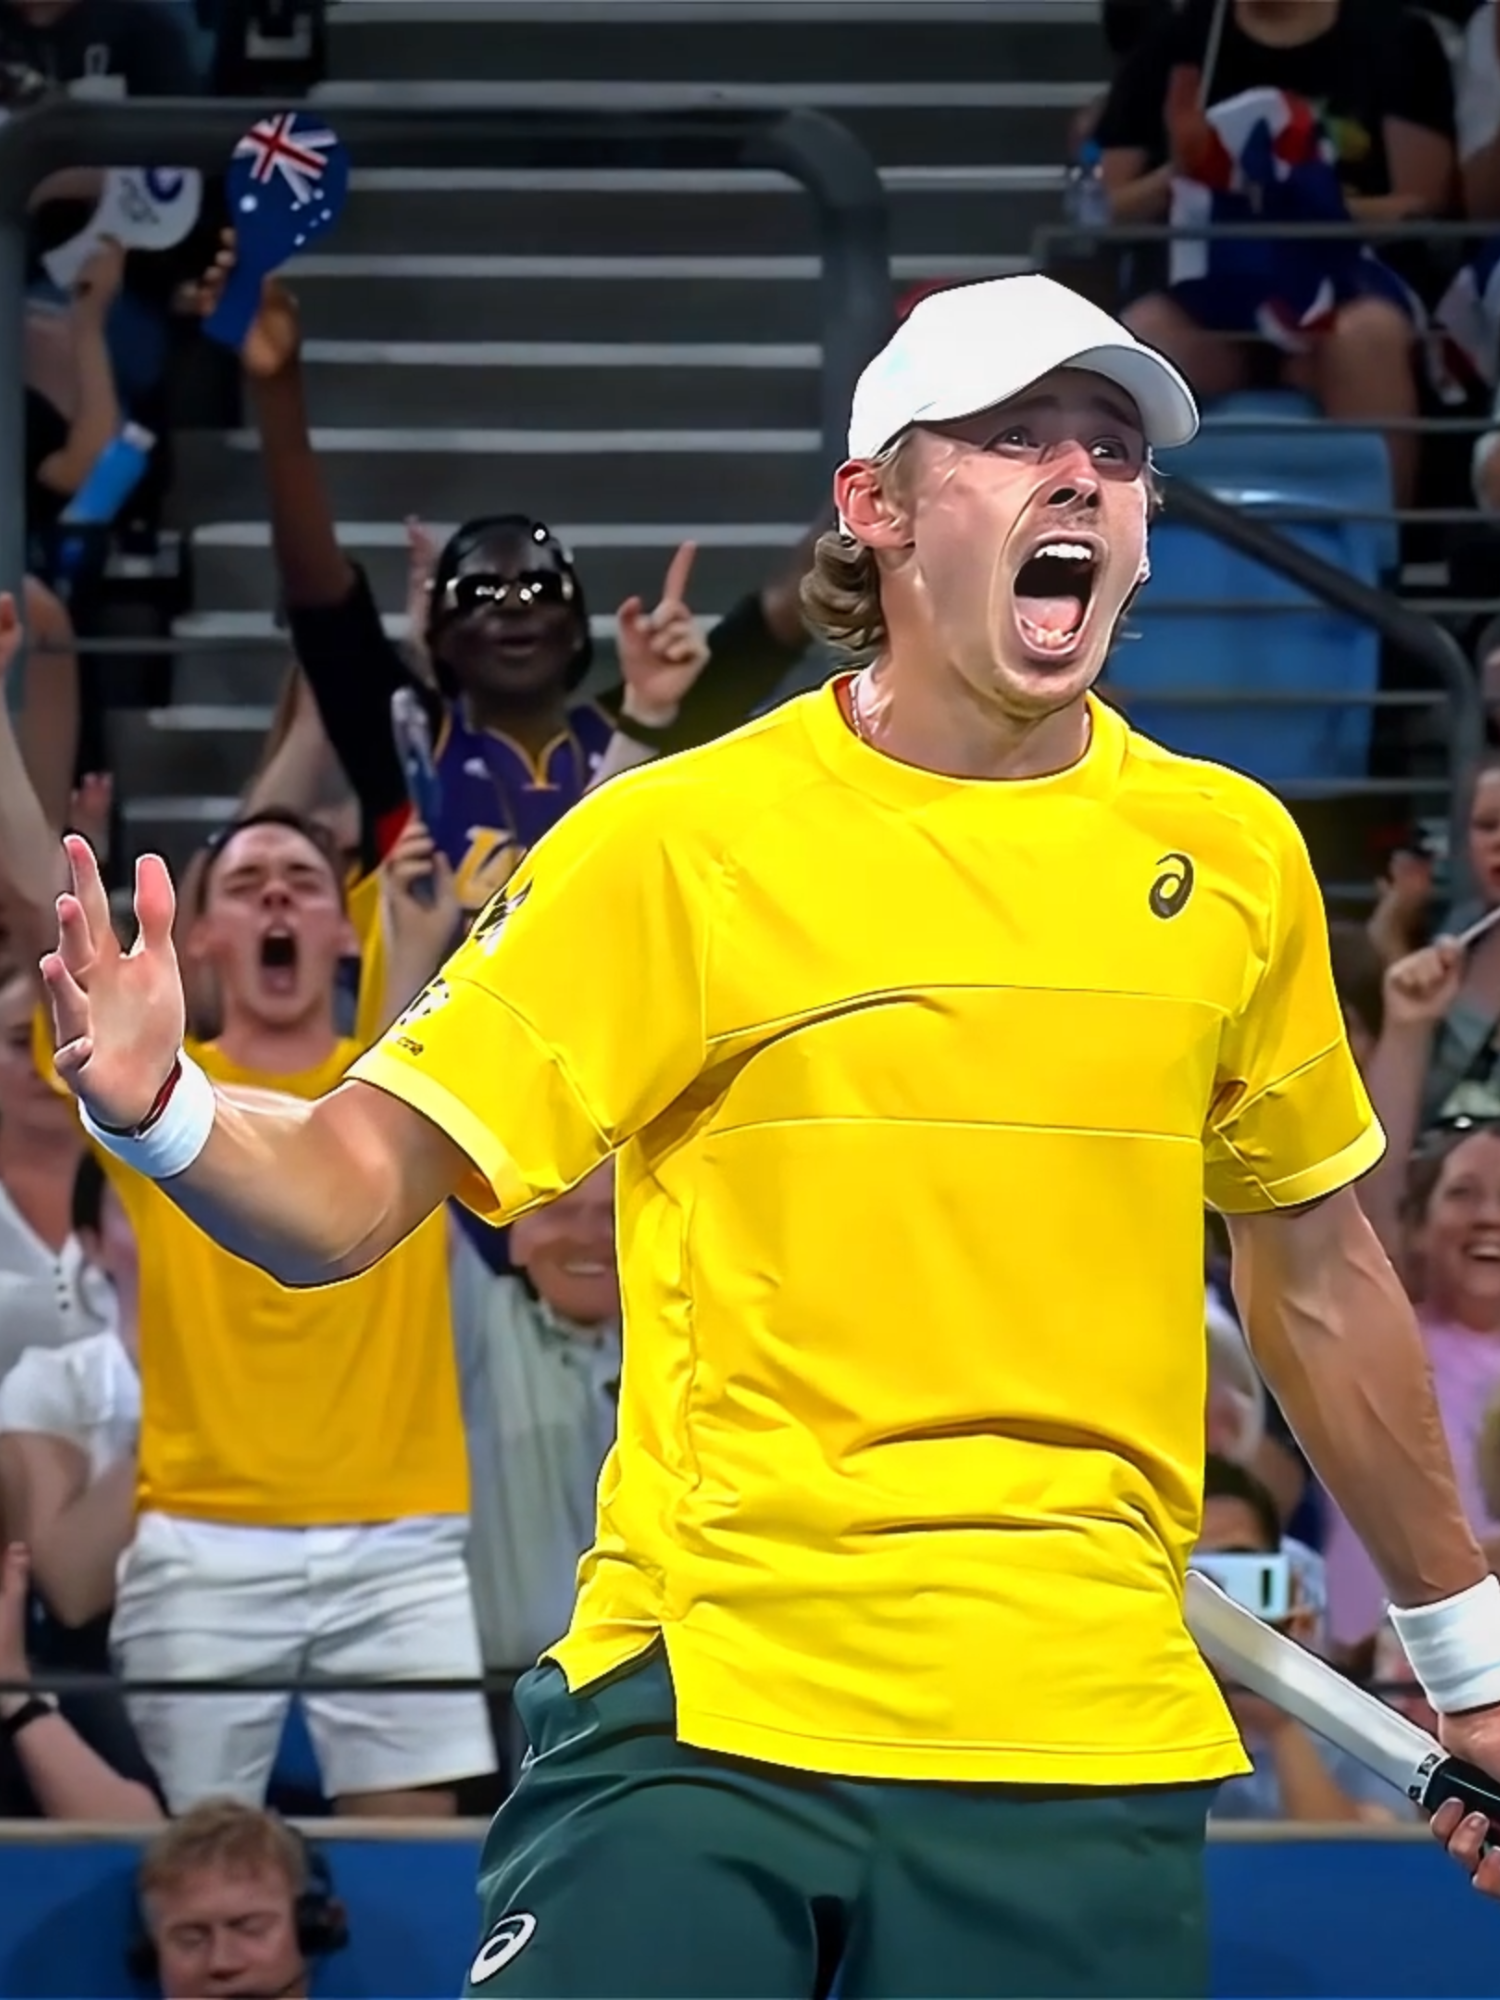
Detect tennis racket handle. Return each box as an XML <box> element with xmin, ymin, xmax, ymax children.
<box><xmin>1420</xmin><ymin>1755</ymin><xmax>1500</xmax><ymax>1826</ymax></box>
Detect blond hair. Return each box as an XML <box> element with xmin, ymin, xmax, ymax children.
<box><xmin>799</xmin><ymin>436</ymin><xmax>913</xmax><ymax>664</ymax></box>
<box><xmin>139</xmin><ymin>1800</ymin><xmax>307</xmax><ymax>1905</ymax></box>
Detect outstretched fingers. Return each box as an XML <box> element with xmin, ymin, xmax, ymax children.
<box><xmin>39</xmin><ymin>947</ymin><xmax>92</xmax><ymax>1076</ymax></box>
<box><xmin>132</xmin><ymin>853</ymin><xmax>177</xmax><ymax>957</ymax></box>
<box><xmin>63</xmin><ymin>834</ymin><xmax>114</xmax><ymax>947</ymax></box>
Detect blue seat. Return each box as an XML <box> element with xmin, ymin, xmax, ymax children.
<box><xmin>1111</xmin><ymin>391</ymin><xmax>1396</xmax><ymax>785</ymax></box>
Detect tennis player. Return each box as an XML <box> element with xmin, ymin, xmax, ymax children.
<box><xmin>40</xmin><ymin>274</ymin><xmax>1500</xmax><ymax>1997</ymax></box>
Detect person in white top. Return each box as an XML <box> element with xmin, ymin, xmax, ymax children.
<box><xmin>0</xmin><ymin>967</ymin><xmax>112</xmax><ymax>1382</ymax></box>
<box><xmin>0</xmin><ymin>1152</ymin><xmax>139</xmax><ymax>1638</ymax></box>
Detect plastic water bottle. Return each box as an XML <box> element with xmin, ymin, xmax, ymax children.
<box><xmin>59</xmin><ymin>422</ymin><xmax>156</xmax><ymax>528</ymax></box>
<box><xmin>1065</xmin><ymin>140</ymin><xmax>1112</xmax><ymax>231</ymax></box>
<box><xmin>51</xmin><ymin>421</ymin><xmax>156</xmax><ymax>599</ymax></box>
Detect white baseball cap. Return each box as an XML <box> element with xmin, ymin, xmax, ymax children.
<box><xmin>846</xmin><ymin>273</ymin><xmax>1200</xmax><ymax>460</ymax></box>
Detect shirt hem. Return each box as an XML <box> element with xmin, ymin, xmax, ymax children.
<box><xmin>674</xmin><ymin>1705</ymin><xmax>1251</xmax><ymax>1785</ymax></box>
<box><xmin>137</xmin><ymin>1491</ymin><xmax>469</xmax><ymax>1527</ymax></box>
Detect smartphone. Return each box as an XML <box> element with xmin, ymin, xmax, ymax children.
<box><xmin>390</xmin><ymin>689</ymin><xmax>443</xmax><ymax>907</ymax></box>
<box><xmin>1187</xmin><ymin>1550</ymin><xmax>1291</xmax><ymax>1624</ymax></box>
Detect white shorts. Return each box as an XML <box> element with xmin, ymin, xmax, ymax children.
<box><xmin>112</xmin><ymin>1511</ymin><xmax>496</xmax><ymax>1811</ymax></box>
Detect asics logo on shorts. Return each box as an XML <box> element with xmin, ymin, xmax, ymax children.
<box><xmin>1149</xmin><ymin>852</ymin><xmax>1194</xmax><ymax>920</ymax></box>
<box><xmin>470</xmin><ymin>1912</ymin><xmax>538</xmax><ymax>1983</ymax></box>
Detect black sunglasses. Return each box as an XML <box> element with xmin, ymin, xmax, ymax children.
<box><xmin>435</xmin><ymin>570</ymin><xmax>576</xmax><ymax>621</ymax></box>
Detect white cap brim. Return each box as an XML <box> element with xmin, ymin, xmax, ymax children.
<box><xmin>845</xmin><ymin>274</ymin><xmax>1201</xmax><ymax>462</ymax></box>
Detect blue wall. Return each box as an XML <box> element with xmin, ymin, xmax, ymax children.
<box><xmin>0</xmin><ymin>1829</ymin><xmax>1493</xmax><ymax>1998</ymax></box>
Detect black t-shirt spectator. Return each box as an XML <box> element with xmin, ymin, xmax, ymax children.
<box><xmin>1095</xmin><ymin>0</ymin><xmax>1455</xmax><ymax>201</ymax></box>
<box><xmin>0</xmin><ymin>0</ymin><xmax>197</xmax><ymax>93</ymax></box>
<box><xmin>287</xmin><ymin>577</ymin><xmax>809</xmax><ymax>864</ymax></box>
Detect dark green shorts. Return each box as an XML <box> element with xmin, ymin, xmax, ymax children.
<box><xmin>463</xmin><ymin>1647</ymin><xmax>1213</xmax><ymax>2000</ymax></box>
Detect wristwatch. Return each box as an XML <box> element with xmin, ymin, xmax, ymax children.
<box><xmin>0</xmin><ymin>1693</ymin><xmax>59</xmax><ymax>1740</ymax></box>
<box><xmin>614</xmin><ymin>707</ymin><xmax>680</xmax><ymax>749</ymax></box>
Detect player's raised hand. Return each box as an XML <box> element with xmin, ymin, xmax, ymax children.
<box><xmin>40</xmin><ymin>836</ymin><xmax>186</xmax><ymax>1130</ymax></box>
<box><xmin>616</xmin><ymin>541</ymin><xmax>707</xmax><ymax>726</ymax></box>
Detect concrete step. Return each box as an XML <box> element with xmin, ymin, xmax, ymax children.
<box><xmin>313</xmin><ymin>80</ymin><xmax>1092</xmax><ymax>169</ymax></box>
<box><xmin>190</xmin><ymin>521</ymin><xmax>798</xmax><ymax>618</ymax></box>
<box><xmin>298</xmin><ymin>340</ymin><xmax>821</xmax><ymax>429</ymax></box>
<box><xmin>172</xmin><ymin>425</ymin><xmax>829</xmax><ymax>524</ymax></box>
<box><xmin>286</xmin><ymin>252</ymin><xmax>1027</xmax><ymax>344</ymax></box>
<box><xmin>333</xmin><ymin>166</ymin><xmax>1066</xmax><ymax>261</ymax></box>
<box><xmin>110</xmin><ymin>704</ymin><xmax>277</xmax><ymax>802</ymax></box>
<box><xmin>326</xmin><ymin>3</ymin><xmax>1107</xmax><ymax>88</ymax></box>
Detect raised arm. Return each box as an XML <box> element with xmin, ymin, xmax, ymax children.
<box><xmin>194</xmin><ymin>240</ymin><xmax>414</xmax><ymax>838</ymax></box>
<box><xmin>1359</xmin><ymin>941</ymin><xmax>1463</xmax><ymax>1259</ymax></box>
<box><xmin>0</xmin><ymin>595</ymin><xmax>69</xmax><ymax>963</ymax></box>
<box><xmin>40</xmin><ymin>839</ymin><xmax>468</xmax><ymax>1286</ymax></box>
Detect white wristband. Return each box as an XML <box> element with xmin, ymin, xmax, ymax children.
<box><xmin>78</xmin><ymin>1051</ymin><xmax>216</xmax><ymax>1181</ymax></box>
<box><xmin>1390</xmin><ymin>1575</ymin><xmax>1500</xmax><ymax>1714</ymax></box>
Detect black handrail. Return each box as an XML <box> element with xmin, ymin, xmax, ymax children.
<box><xmin>0</xmin><ymin>90</ymin><xmax>892</xmax><ymax>606</ymax></box>
<box><xmin>1158</xmin><ymin>478</ymin><xmax>1482</xmax><ymax>893</ymax></box>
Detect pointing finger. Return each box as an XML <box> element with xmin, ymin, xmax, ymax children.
<box><xmin>661</xmin><ymin>540</ymin><xmax>696</xmax><ymax>606</ymax></box>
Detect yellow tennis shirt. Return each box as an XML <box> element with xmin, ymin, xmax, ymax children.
<box><xmin>353</xmin><ymin>684</ymin><xmax>1383</xmax><ymax>1785</ymax></box>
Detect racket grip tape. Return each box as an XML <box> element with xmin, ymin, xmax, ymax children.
<box><xmin>1420</xmin><ymin>1755</ymin><xmax>1500</xmax><ymax>1835</ymax></box>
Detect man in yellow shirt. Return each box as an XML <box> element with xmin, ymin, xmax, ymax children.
<box><xmin>38</xmin><ymin>275</ymin><xmax>1500</xmax><ymax>1995</ymax></box>
<box><xmin>0</xmin><ymin>643</ymin><xmax>493</xmax><ymax>1815</ymax></box>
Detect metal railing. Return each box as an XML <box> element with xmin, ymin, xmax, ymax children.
<box><xmin>1034</xmin><ymin>215</ymin><xmax>1496</xmax><ymax>891</ymax></box>
<box><xmin>0</xmin><ymin>88</ymin><xmax>893</xmax><ymax>604</ymax></box>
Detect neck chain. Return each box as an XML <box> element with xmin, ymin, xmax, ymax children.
<box><xmin>848</xmin><ymin>670</ymin><xmax>871</xmax><ymax>745</ymax></box>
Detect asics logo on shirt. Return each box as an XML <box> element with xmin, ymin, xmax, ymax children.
<box><xmin>469</xmin><ymin>1912</ymin><xmax>538</xmax><ymax>1983</ymax></box>
<box><xmin>1149</xmin><ymin>853</ymin><xmax>1194</xmax><ymax>920</ymax></box>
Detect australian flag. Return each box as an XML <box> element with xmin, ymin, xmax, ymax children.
<box><xmin>1167</xmin><ymin>86</ymin><xmax>1415</xmax><ymax>354</ymax></box>
<box><xmin>205</xmin><ymin>112</ymin><xmax>349</xmax><ymax>352</ymax></box>
<box><xmin>234</xmin><ymin>114</ymin><xmax>342</xmax><ymax>209</ymax></box>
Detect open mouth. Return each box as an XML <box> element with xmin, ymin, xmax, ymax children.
<box><xmin>1012</xmin><ymin>540</ymin><xmax>1099</xmax><ymax>658</ymax></box>
<box><xmin>259</xmin><ymin>929</ymin><xmax>299</xmax><ymax>992</ymax></box>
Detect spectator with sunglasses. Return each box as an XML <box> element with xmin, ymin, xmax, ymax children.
<box><xmin>196</xmin><ymin>241</ymin><xmax>817</xmax><ymax>926</ymax></box>
<box><xmin>1327</xmin><ymin>1120</ymin><xmax>1500</xmax><ymax>1655</ymax></box>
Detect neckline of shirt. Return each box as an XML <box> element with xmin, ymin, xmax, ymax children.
<box><xmin>803</xmin><ymin>674</ymin><xmax>1127</xmax><ymax>811</ymax></box>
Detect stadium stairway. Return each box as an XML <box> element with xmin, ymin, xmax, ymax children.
<box><xmin>113</xmin><ymin>0</ymin><xmax>1107</xmax><ymax>865</ymax></box>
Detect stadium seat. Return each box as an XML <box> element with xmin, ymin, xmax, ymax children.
<box><xmin>1112</xmin><ymin>390</ymin><xmax>1398</xmax><ymax>785</ymax></box>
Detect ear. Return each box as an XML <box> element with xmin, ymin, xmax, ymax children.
<box><xmin>179</xmin><ymin>909</ymin><xmax>211</xmax><ymax>963</ymax></box>
<box><xmin>833</xmin><ymin>455</ymin><xmax>914</xmax><ymax>551</ymax></box>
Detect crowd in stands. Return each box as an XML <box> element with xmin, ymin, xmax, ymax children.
<box><xmin>7</xmin><ymin>0</ymin><xmax>1500</xmax><ymax>1865</ymax></box>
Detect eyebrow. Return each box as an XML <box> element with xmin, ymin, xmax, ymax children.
<box><xmin>999</xmin><ymin>392</ymin><xmax>1144</xmax><ymax>432</ymax></box>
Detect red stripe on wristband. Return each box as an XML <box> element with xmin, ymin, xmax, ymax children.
<box><xmin>91</xmin><ymin>1055</ymin><xmax>184</xmax><ymax>1140</ymax></box>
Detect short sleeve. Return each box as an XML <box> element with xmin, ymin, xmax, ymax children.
<box><xmin>1203</xmin><ymin>803</ymin><xmax>1385</xmax><ymax>1213</ymax></box>
<box><xmin>0</xmin><ymin>1348</ymin><xmax>83</xmax><ymax>1444</ymax></box>
<box><xmin>1382</xmin><ymin>8</ymin><xmax>1457</xmax><ymax>142</ymax></box>
<box><xmin>350</xmin><ymin>768</ymin><xmax>714</xmax><ymax>1222</ymax></box>
<box><xmin>1094</xmin><ymin>18</ymin><xmax>1178</xmax><ymax>160</ymax></box>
